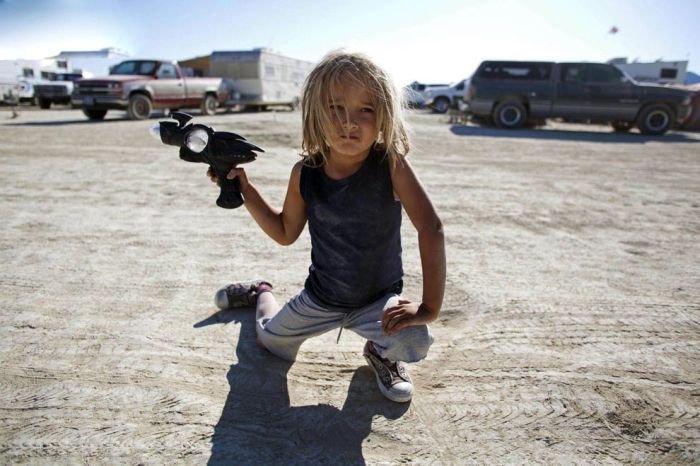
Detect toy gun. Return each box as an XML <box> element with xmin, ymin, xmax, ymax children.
<box><xmin>151</xmin><ymin>112</ymin><xmax>264</xmax><ymax>209</ymax></box>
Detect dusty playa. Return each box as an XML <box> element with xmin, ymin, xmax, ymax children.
<box><xmin>1</xmin><ymin>107</ymin><xmax>699</xmax><ymax>464</ymax></box>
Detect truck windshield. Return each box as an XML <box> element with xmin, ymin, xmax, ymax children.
<box><xmin>110</xmin><ymin>61</ymin><xmax>158</xmax><ymax>76</ymax></box>
<box><xmin>55</xmin><ymin>74</ymin><xmax>83</xmax><ymax>82</ymax></box>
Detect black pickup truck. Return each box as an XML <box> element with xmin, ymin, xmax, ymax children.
<box><xmin>465</xmin><ymin>61</ymin><xmax>692</xmax><ymax>135</ymax></box>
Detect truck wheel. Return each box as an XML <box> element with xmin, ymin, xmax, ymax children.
<box><xmin>38</xmin><ymin>98</ymin><xmax>51</xmax><ymax>109</ymax></box>
<box><xmin>200</xmin><ymin>94</ymin><xmax>218</xmax><ymax>116</ymax></box>
<box><xmin>433</xmin><ymin>97</ymin><xmax>450</xmax><ymax>114</ymax></box>
<box><xmin>127</xmin><ymin>94</ymin><xmax>153</xmax><ymax>120</ymax></box>
<box><xmin>493</xmin><ymin>100</ymin><xmax>527</xmax><ymax>129</ymax></box>
<box><xmin>637</xmin><ymin>104</ymin><xmax>673</xmax><ymax>135</ymax></box>
<box><xmin>611</xmin><ymin>121</ymin><xmax>633</xmax><ymax>132</ymax></box>
<box><xmin>82</xmin><ymin>109</ymin><xmax>107</xmax><ymax>120</ymax></box>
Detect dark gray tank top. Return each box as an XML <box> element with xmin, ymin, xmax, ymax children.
<box><xmin>300</xmin><ymin>149</ymin><xmax>403</xmax><ymax>310</ymax></box>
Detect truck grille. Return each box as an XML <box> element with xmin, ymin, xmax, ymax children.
<box><xmin>36</xmin><ymin>85</ymin><xmax>68</xmax><ymax>96</ymax></box>
<box><xmin>74</xmin><ymin>82</ymin><xmax>120</xmax><ymax>95</ymax></box>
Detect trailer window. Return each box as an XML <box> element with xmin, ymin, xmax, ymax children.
<box><xmin>660</xmin><ymin>68</ymin><xmax>678</xmax><ymax>79</ymax></box>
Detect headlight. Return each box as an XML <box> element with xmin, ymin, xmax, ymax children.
<box><xmin>681</xmin><ymin>95</ymin><xmax>692</xmax><ymax>106</ymax></box>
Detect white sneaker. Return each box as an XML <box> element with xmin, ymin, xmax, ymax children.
<box><xmin>214</xmin><ymin>280</ymin><xmax>272</xmax><ymax>310</ymax></box>
<box><xmin>363</xmin><ymin>341</ymin><xmax>413</xmax><ymax>403</ymax></box>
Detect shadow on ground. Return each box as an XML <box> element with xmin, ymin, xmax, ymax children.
<box><xmin>450</xmin><ymin>123</ymin><xmax>700</xmax><ymax>143</ymax></box>
<box><xmin>194</xmin><ymin>310</ymin><xmax>409</xmax><ymax>465</ymax></box>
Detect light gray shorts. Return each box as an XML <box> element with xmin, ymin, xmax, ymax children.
<box><xmin>256</xmin><ymin>288</ymin><xmax>433</xmax><ymax>363</ymax></box>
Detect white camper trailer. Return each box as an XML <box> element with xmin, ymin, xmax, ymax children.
<box><xmin>0</xmin><ymin>58</ymin><xmax>69</xmax><ymax>104</ymax></box>
<box><xmin>55</xmin><ymin>48</ymin><xmax>130</xmax><ymax>77</ymax></box>
<box><xmin>608</xmin><ymin>58</ymin><xmax>689</xmax><ymax>85</ymax></box>
<box><xmin>209</xmin><ymin>49</ymin><xmax>315</xmax><ymax>110</ymax></box>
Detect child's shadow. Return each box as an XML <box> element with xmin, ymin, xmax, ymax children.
<box><xmin>194</xmin><ymin>309</ymin><xmax>409</xmax><ymax>465</ymax></box>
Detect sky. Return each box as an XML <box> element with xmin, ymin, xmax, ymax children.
<box><xmin>0</xmin><ymin>0</ymin><xmax>698</xmax><ymax>86</ymax></box>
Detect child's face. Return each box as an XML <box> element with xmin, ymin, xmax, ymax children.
<box><xmin>326</xmin><ymin>78</ymin><xmax>378</xmax><ymax>162</ymax></box>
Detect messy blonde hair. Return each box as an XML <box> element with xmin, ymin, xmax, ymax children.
<box><xmin>301</xmin><ymin>50</ymin><xmax>410</xmax><ymax>166</ymax></box>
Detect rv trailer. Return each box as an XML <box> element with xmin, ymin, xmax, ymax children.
<box><xmin>207</xmin><ymin>49</ymin><xmax>315</xmax><ymax>110</ymax></box>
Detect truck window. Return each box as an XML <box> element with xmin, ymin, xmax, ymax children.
<box><xmin>582</xmin><ymin>64</ymin><xmax>624</xmax><ymax>83</ymax></box>
<box><xmin>479</xmin><ymin>62</ymin><xmax>552</xmax><ymax>80</ymax></box>
<box><xmin>157</xmin><ymin>63</ymin><xmax>178</xmax><ymax>78</ymax></box>
<box><xmin>111</xmin><ymin>61</ymin><xmax>158</xmax><ymax>76</ymax></box>
<box><xmin>22</xmin><ymin>68</ymin><xmax>34</xmax><ymax>78</ymax></box>
<box><xmin>561</xmin><ymin>65</ymin><xmax>583</xmax><ymax>83</ymax></box>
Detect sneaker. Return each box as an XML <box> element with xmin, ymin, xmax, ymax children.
<box><xmin>214</xmin><ymin>280</ymin><xmax>272</xmax><ymax>310</ymax></box>
<box><xmin>363</xmin><ymin>341</ymin><xmax>413</xmax><ymax>403</ymax></box>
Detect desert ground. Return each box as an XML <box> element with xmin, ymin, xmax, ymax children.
<box><xmin>1</xmin><ymin>105</ymin><xmax>698</xmax><ymax>465</ymax></box>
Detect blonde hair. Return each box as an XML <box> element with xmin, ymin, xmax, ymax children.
<box><xmin>301</xmin><ymin>50</ymin><xmax>410</xmax><ymax>166</ymax></box>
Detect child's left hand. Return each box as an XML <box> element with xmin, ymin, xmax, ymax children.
<box><xmin>381</xmin><ymin>300</ymin><xmax>434</xmax><ymax>336</ymax></box>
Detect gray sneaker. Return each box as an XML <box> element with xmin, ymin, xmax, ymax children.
<box><xmin>214</xmin><ymin>280</ymin><xmax>272</xmax><ymax>310</ymax></box>
<box><xmin>363</xmin><ymin>341</ymin><xmax>413</xmax><ymax>403</ymax></box>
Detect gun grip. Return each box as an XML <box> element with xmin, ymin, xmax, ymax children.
<box><xmin>216</xmin><ymin>172</ymin><xmax>244</xmax><ymax>209</ymax></box>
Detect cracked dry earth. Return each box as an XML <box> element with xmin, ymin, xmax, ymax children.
<box><xmin>1</xmin><ymin>107</ymin><xmax>699</xmax><ymax>464</ymax></box>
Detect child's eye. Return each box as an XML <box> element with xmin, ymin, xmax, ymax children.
<box><xmin>361</xmin><ymin>107</ymin><xmax>374</xmax><ymax>113</ymax></box>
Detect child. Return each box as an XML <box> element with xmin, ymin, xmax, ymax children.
<box><xmin>208</xmin><ymin>50</ymin><xmax>445</xmax><ymax>403</ymax></box>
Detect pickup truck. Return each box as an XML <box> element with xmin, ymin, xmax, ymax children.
<box><xmin>71</xmin><ymin>60</ymin><xmax>227</xmax><ymax>120</ymax></box>
<box><xmin>465</xmin><ymin>61</ymin><xmax>693</xmax><ymax>135</ymax></box>
<box><xmin>403</xmin><ymin>81</ymin><xmax>449</xmax><ymax>108</ymax></box>
<box><xmin>423</xmin><ymin>79</ymin><xmax>470</xmax><ymax>113</ymax></box>
<box><xmin>34</xmin><ymin>72</ymin><xmax>87</xmax><ymax>108</ymax></box>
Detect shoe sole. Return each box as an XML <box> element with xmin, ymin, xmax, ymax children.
<box><xmin>363</xmin><ymin>354</ymin><xmax>413</xmax><ymax>403</ymax></box>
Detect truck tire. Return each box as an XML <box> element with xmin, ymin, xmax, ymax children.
<box><xmin>637</xmin><ymin>104</ymin><xmax>673</xmax><ymax>135</ymax></box>
<box><xmin>83</xmin><ymin>109</ymin><xmax>107</xmax><ymax>120</ymax></box>
<box><xmin>38</xmin><ymin>98</ymin><xmax>51</xmax><ymax>109</ymax></box>
<box><xmin>493</xmin><ymin>99</ymin><xmax>527</xmax><ymax>129</ymax></box>
<box><xmin>433</xmin><ymin>97</ymin><xmax>450</xmax><ymax>114</ymax></box>
<box><xmin>127</xmin><ymin>94</ymin><xmax>153</xmax><ymax>120</ymax></box>
<box><xmin>200</xmin><ymin>94</ymin><xmax>218</xmax><ymax>116</ymax></box>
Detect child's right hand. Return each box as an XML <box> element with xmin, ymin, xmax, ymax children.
<box><xmin>206</xmin><ymin>166</ymin><xmax>249</xmax><ymax>192</ymax></box>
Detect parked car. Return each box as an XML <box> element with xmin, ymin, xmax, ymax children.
<box><xmin>465</xmin><ymin>60</ymin><xmax>693</xmax><ymax>135</ymax></box>
<box><xmin>423</xmin><ymin>79</ymin><xmax>470</xmax><ymax>113</ymax></box>
<box><xmin>71</xmin><ymin>59</ymin><xmax>227</xmax><ymax>120</ymax></box>
<box><xmin>34</xmin><ymin>72</ymin><xmax>89</xmax><ymax>108</ymax></box>
<box><xmin>403</xmin><ymin>81</ymin><xmax>449</xmax><ymax>108</ymax></box>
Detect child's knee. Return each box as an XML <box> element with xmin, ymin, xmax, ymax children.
<box><xmin>383</xmin><ymin>325</ymin><xmax>434</xmax><ymax>363</ymax></box>
<box><xmin>255</xmin><ymin>318</ymin><xmax>300</xmax><ymax>362</ymax></box>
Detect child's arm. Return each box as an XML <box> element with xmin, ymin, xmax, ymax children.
<box><xmin>218</xmin><ymin>162</ymin><xmax>307</xmax><ymax>245</ymax></box>
<box><xmin>382</xmin><ymin>158</ymin><xmax>446</xmax><ymax>335</ymax></box>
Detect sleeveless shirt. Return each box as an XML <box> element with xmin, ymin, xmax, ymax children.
<box><xmin>299</xmin><ymin>149</ymin><xmax>403</xmax><ymax>310</ymax></box>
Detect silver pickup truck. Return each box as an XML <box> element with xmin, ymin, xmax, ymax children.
<box><xmin>466</xmin><ymin>61</ymin><xmax>693</xmax><ymax>135</ymax></box>
<box><xmin>72</xmin><ymin>60</ymin><xmax>227</xmax><ymax>120</ymax></box>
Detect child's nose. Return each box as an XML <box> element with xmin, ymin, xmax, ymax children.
<box><xmin>342</xmin><ymin>117</ymin><xmax>358</xmax><ymax>130</ymax></box>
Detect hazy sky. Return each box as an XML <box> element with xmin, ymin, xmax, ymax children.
<box><xmin>0</xmin><ymin>0</ymin><xmax>697</xmax><ymax>85</ymax></box>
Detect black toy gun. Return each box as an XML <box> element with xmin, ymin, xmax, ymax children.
<box><xmin>151</xmin><ymin>112</ymin><xmax>264</xmax><ymax>209</ymax></box>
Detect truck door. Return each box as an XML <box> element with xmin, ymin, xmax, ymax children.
<box><xmin>554</xmin><ymin>63</ymin><xmax>638</xmax><ymax>121</ymax></box>
<box><xmin>577</xmin><ymin>63</ymin><xmax>639</xmax><ymax>121</ymax></box>
<box><xmin>552</xmin><ymin>64</ymin><xmax>589</xmax><ymax>119</ymax></box>
<box><xmin>152</xmin><ymin>63</ymin><xmax>186</xmax><ymax>106</ymax></box>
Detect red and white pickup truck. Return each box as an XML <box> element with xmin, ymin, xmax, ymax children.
<box><xmin>72</xmin><ymin>59</ymin><xmax>227</xmax><ymax>120</ymax></box>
